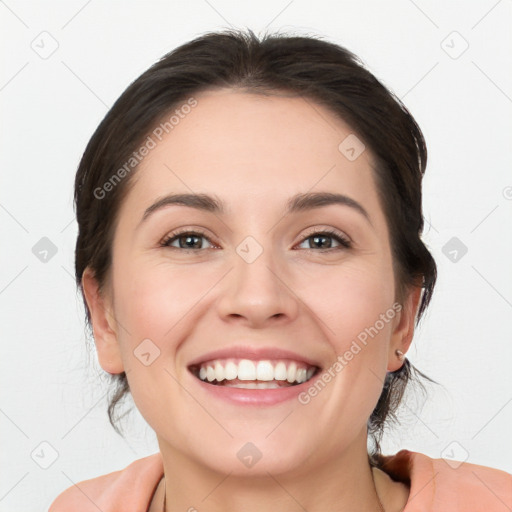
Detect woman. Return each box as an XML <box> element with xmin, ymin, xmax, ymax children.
<box><xmin>49</xmin><ymin>28</ymin><xmax>512</xmax><ymax>511</ymax></box>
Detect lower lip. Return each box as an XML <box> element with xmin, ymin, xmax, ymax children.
<box><xmin>190</xmin><ymin>371</ymin><xmax>320</xmax><ymax>406</ymax></box>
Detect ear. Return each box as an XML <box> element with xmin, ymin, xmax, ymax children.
<box><xmin>81</xmin><ymin>267</ymin><xmax>124</xmax><ymax>374</ymax></box>
<box><xmin>387</xmin><ymin>285</ymin><xmax>423</xmax><ymax>372</ymax></box>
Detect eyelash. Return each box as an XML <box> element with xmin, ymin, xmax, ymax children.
<box><xmin>159</xmin><ymin>228</ymin><xmax>352</xmax><ymax>252</ymax></box>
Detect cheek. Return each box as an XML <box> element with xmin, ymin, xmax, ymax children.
<box><xmin>114</xmin><ymin>259</ymin><xmax>211</xmax><ymax>342</ymax></box>
<box><xmin>110</xmin><ymin>262</ymin><xmax>204</xmax><ymax>421</ymax></box>
<box><xmin>301</xmin><ymin>259</ymin><xmax>396</xmax><ymax>346</ymax></box>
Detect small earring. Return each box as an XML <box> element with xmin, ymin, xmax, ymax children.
<box><xmin>395</xmin><ymin>349</ymin><xmax>405</xmax><ymax>361</ymax></box>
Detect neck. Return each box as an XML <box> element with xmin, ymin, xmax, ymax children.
<box><xmin>157</xmin><ymin>431</ymin><xmax>391</xmax><ymax>512</ymax></box>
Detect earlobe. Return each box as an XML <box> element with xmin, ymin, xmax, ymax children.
<box><xmin>81</xmin><ymin>268</ymin><xmax>125</xmax><ymax>374</ymax></box>
<box><xmin>388</xmin><ymin>286</ymin><xmax>423</xmax><ymax>372</ymax></box>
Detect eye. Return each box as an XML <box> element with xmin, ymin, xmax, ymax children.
<box><xmin>159</xmin><ymin>228</ymin><xmax>352</xmax><ymax>252</ymax></box>
<box><xmin>296</xmin><ymin>229</ymin><xmax>352</xmax><ymax>251</ymax></box>
<box><xmin>160</xmin><ymin>229</ymin><xmax>215</xmax><ymax>250</ymax></box>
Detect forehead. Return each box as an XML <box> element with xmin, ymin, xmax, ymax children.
<box><xmin>120</xmin><ymin>89</ymin><xmax>380</xmax><ymax>220</ymax></box>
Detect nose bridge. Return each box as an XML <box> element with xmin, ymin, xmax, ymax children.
<box><xmin>216</xmin><ymin>233</ymin><xmax>299</xmax><ymax>325</ymax></box>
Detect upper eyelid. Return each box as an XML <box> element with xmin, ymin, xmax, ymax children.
<box><xmin>300</xmin><ymin>226</ymin><xmax>351</xmax><ymax>242</ymax></box>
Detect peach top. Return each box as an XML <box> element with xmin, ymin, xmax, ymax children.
<box><xmin>48</xmin><ymin>449</ymin><xmax>512</xmax><ymax>511</ymax></box>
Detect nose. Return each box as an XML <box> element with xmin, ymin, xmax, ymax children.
<box><xmin>216</xmin><ymin>242</ymin><xmax>300</xmax><ymax>328</ymax></box>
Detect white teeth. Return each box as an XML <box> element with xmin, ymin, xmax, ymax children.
<box><xmin>274</xmin><ymin>362</ymin><xmax>287</xmax><ymax>380</ymax></box>
<box><xmin>206</xmin><ymin>366</ymin><xmax>216</xmax><ymax>382</ymax></box>
<box><xmin>287</xmin><ymin>362</ymin><xmax>297</xmax><ymax>383</ymax></box>
<box><xmin>256</xmin><ymin>360</ymin><xmax>274</xmax><ymax>381</ymax></box>
<box><xmin>238</xmin><ymin>359</ymin><xmax>256</xmax><ymax>380</ymax></box>
<box><xmin>194</xmin><ymin>358</ymin><xmax>317</xmax><ymax>386</ymax></box>
<box><xmin>296</xmin><ymin>368</ymin><xmax>307</xmax><ymax>383</ymax></box>
<box><xmin>214</xmin><ymin>362</ymin><xmax>225</xmax><ymax>382</ymax></box>
<box><xmin>225</xmin><ymin>361</ymin><xmax>238</xmax><ymax>380</ymax></box>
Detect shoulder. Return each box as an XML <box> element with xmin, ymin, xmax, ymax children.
<box><xmin>425</xmin><ymin>451</ymin><xmax>512</xmax><ymax>511</ymax></box>
<box><xmin>48</xmin><ymin>452</ymin><xmax>164</xmax><ymax>512</ymax></box>
<box><xmin>379</xmin><ymin>449</ymin><xmax>512</xmax><ymax>511</ymax></box>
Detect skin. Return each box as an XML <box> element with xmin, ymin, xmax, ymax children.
<box><xmin>82</xmin><ymin>89</ymin><xmax>420</xmax><ymax>511</ymax></box>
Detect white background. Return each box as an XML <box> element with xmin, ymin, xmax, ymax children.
<box><xmin>1</xmin><ymin>1</ymin><xmax>511</xmax><ymax>510</ymax></box>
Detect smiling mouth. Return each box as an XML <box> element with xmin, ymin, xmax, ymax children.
<box><xmin>189</xmin><ymin>358</ymin><xmax>320</xmax><ymax>389</ymax></box>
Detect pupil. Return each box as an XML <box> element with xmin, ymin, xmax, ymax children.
<box><xmin>180</xmin><ymin>235</ymin><xmax>201</xmax><ymax>249</ymax></box>
<box><xmin>312</xmin><ymin>235</ymin><xmax>331</xmax><ymax>249</ymax></box>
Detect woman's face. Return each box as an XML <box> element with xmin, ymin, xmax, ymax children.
<box><xmin>84</xmin><ymin>89</ymin><xmax>418</xmax><ymax>476</ymax></box>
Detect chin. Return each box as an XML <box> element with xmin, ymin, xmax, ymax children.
<box><xmin>190</xmin><ymin>434</ymin><xmax>313</xmax><ymax>477</ymax></box>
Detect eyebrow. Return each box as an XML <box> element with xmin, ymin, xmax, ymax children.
<box><xmin>139</xmin><ymin>191</ymin><xmax>372</xmax><ymax>227</ymax></box>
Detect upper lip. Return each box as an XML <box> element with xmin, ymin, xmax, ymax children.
<box><xmin>187</xmin><ymin>345</ymin><xmax>322</xmax><ymax>368</ymax></box>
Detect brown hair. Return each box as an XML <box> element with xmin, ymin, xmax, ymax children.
<box><xmin>74</xmin><ymin>28</ymin><xmax>437</xmax><ymax>466</ymax></box>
